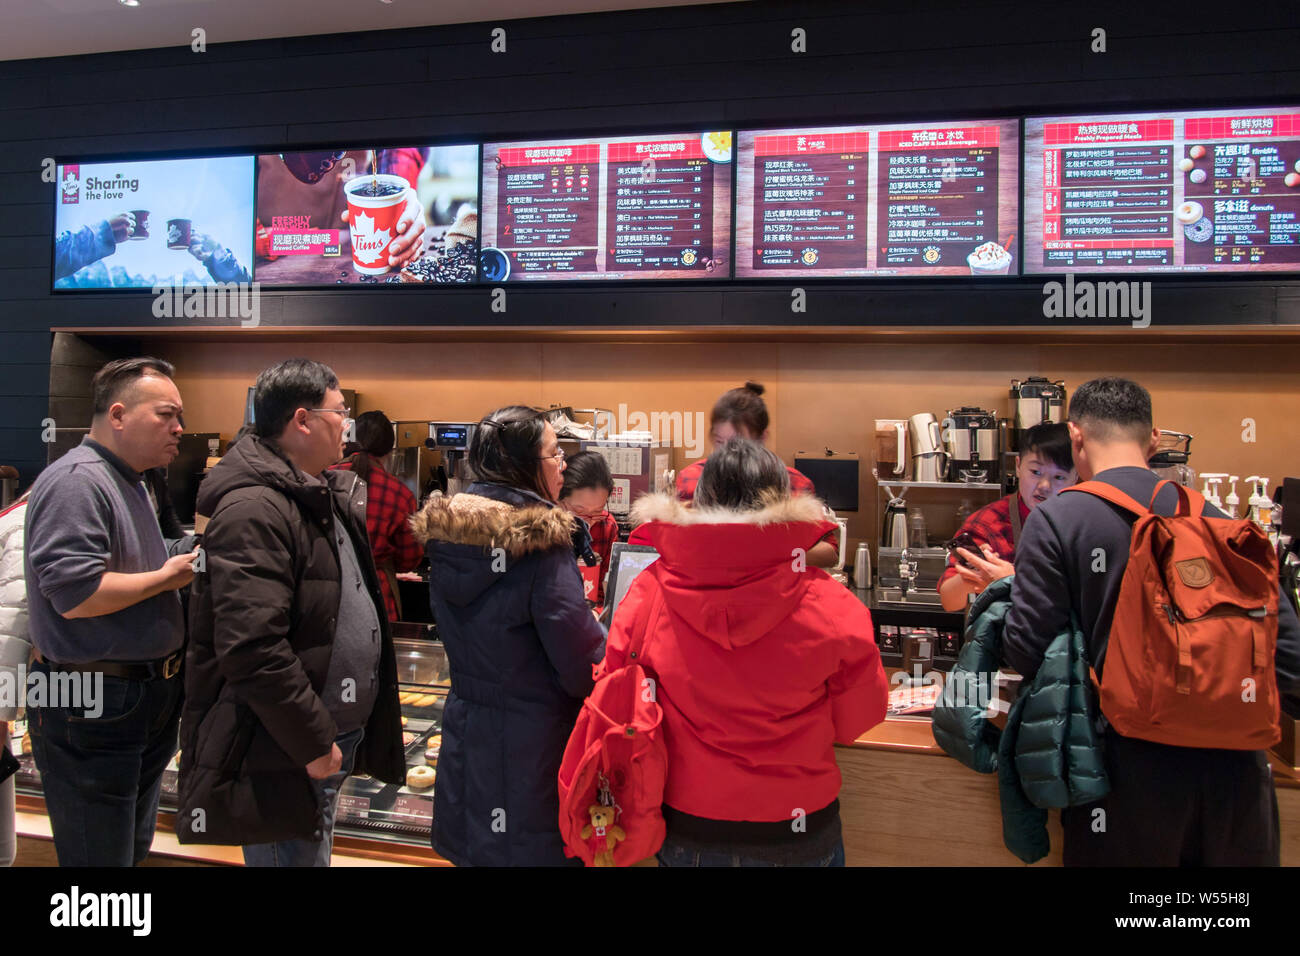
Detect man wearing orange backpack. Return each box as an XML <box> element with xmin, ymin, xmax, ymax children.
<box><xmin>1002</xmin><ymin>377</ymin><xmax>1300</xmax><ymax>865</ymax></box>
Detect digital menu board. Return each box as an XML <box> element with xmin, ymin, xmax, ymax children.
<box><xmin>254</xmin><ymin>145</ymin><xmax>479</xmax><ymax>285</ymax></box>
<box><xmin>1025</xmin><ymin>106</ymin><xmax>1300</xmax><ymax>273</ymax></box>
<box><xmin>53</xmin><ymin>155</ymin><xmax>254</xmax><ymax>290</ymax></box>
<box><xmin>735</xmin><ymin>119</ymin><xmax>1020</xmax><ymax>277</ymax></box>
<box><xmin>480</xmin><ymin>132</ymin><xmax>733</xmax><ymax>280</ymax></box>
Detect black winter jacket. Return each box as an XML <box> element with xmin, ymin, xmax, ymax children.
<box><xmin>411</xmin><ymin>482</ymin><xmax>606</xmax><ymax>866</ymax></box>
<box><xmin>177</xmin><ymin>436</ymin><xmax>405</xmax><ymax>846</ymax></box>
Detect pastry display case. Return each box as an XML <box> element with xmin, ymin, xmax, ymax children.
<box><xmin>11</xmin><ymin>623</ymin><xmax>450</xmax><ymax>854</ymax></box>
<box><xmin>334</xmin><ymin>624</ymin><xmax>448</xmax><ymax>845</ymax></box>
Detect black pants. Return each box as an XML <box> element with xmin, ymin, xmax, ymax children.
<box><xmin>1061</xmin><ymin>730</ymin><xmax>1279</xmax><ymax>866</ymax></box>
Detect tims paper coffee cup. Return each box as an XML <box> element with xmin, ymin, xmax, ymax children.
<box><xmin>344</xmin><ymin>174</ymin><xmax>413</xmax><ymax>276</ymax></box>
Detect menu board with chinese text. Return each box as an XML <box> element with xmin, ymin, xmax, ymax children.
<box><xmin>735</xmin><ymin>119</ymin><xmax>1020</xmax><ymax>277</ymax></box>
<box><xmin>1024</xmin><ymin>107</ymin><xmax>1300</xmax><ymax>273</ymax></box>
<box><xmin>480</xmin><ymin>132</ymin><xmax>733</xmax><ymax>280</ymax></box>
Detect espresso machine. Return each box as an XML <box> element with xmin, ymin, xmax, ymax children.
<box><xmin>426</xmin><ymin>422</ymin><xmax>479</xmax><ymax>496</ymax></box>
<box><xmin>944</xmin><ymin>406</ymin><xmax>999</xmax><ymax>485</ymax></box>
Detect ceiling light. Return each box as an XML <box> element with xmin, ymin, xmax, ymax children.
<box><xmin>119</xmin><ymin>0</ymin><xmax>140</xmax><ymax>6</ymax></box>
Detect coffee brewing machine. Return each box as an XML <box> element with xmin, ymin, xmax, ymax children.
<box><xmin>944</xmin><ymin>406</ymin><xmax>1000</xmax><ymax>485</ymax></box>
<box><xmin>1005</xmin><ymin>378</ymin><xmax>1066</xmax><ymax>493</ymax></box>
<box><xmin>427</xmin><ymin>422</ymin><xmax>478</xmax><ymax>496</ymax></box>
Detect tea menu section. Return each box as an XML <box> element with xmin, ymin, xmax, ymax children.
<box><xmin>478</xmin><ymin>132</ymin><xmax>733</xmax><ymax>281</ymax></box>
<box><xmin>734</xmin><ymin>119</ymin><xmax>1020</xmax><ymax>277</ymax></box>
<box><xmin>1024</xmin><ymin>106</ymin><xmax>1300</xmax><ymax>273</ymax></box>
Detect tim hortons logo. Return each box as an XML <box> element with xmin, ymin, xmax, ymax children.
<box><xmin>351</xmin><ymin>212</ymin><xmax>392</xmax><ymax>264</ymax></box>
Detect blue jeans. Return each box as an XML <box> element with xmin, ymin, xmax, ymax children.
<box><xmin>656</xmin><ymin>835</ymin><xmax>846</xmax><ymax>867</ymax></box>
<box><xmin>26</xmin><ymin>662</ymin><xmax>182</xmax><ymax>867</ymax></box>
<box><xmin>242</xmin><ymin>727</ymin><xmax>364</xmax><ymax>868</ymax></box>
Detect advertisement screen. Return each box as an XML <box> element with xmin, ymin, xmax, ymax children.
<box><xmin>735</xmin><ymin>119</ymin><xmax>1020</xmax><ymax>277</ymax></box>
<box><xmin>53</xmin><ymin>155</ymin><xmax>254</xmax><ymax>290</ymax></box>
<box><xmin>1024</xmin><ymin>106</ymin><xmax>1300</xmax><ymax>273</ymax></box>
<box><xmin>480</xmin><ymin>131</ymin><xmax>733</xmax><ymax>280</ymax></box>
<box><xmin>254</xmin><ymin>145</ymin><xmax>479</xmax><ymax>285</ymax></box>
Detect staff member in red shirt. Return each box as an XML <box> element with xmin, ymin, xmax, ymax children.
<box><xmin>676</xmin><ymin>382</ymin><xmax>837</xmax><ymax>568</ymax></box>
<box><xmin>938</xmin><ymin>422</ymin><xmax>1075</xmax><ymax>612</ymax></box>
<box><xmin>330</xmin><ymin>410</ymin><xmax>422</xmax><ymax>621</ymax></box>
<box><xmin>558</xmin><ymin>451</ymin><xmax>620</xmax><ymax>607</ymax></box>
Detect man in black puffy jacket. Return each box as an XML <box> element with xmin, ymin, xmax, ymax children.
<box><xmin>1002</xmin><ymin>377</ymin><xmax>1300</xmax><ymax>866</ymax></box>
<box><xmin>178</xmin><ymin>359</ymin><xmax>404</xmax><ymax>864</ymax></box>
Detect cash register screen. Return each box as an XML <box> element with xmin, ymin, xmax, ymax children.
<box><xmin>603</xmin><ymin>544</ymin><xmax>659</xmax><ymax>623</ymax></box>
<box><xmin>793</xmin><ymin>456</ymin><xmax>859</xmax><ymax>512</ymax></box>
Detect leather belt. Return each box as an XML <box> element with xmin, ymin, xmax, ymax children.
<box><xmin>40</xmin><ymin>649</ymin><xmax>184</xmax><ymax>682</ymax></box>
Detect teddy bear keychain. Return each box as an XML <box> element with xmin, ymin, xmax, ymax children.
<box><xmin>580</xmin><ymin>771</ymin><xmax>627</xmax><ymax>867</ymax></box>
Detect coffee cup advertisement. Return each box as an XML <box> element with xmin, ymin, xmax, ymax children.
<box><xmin>254</xmin><ymin>145</ymin><xmax>480</xmax><ymax>285</ymax></box>
<box><xmin>53</xmin><ymin>156</ymin><xmax>254</xmax><ymax>290</ymax></box>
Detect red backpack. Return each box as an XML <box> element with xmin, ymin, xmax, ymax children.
<box><xmin>557</xmin><ymin>590</ymin><xmax>668</xmax><ymax>866</ymax></box>
<box><xmin>1062</xmin><ymin>480</ymin><xmax>1280</xmax><ymax>750</ymax></box>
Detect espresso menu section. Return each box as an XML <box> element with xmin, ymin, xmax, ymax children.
<box><xmin>1025</xmin><ymin>107</ymin><xmax>1300</xmax><ymax>273</ymax></box>
<box><xmin>605</xmin><ymin>138</ymin><xmax>715</xmax><ymax>272</ymax></box>
<box><xmin>480</xmin><ymin>132</ymin><xmax>733</xmax><ymax>281</ymax></box>
<box><xmin>736</xmin><ymin>119</ymin><xmax>1019</xmax><ymax>278</ymax></box>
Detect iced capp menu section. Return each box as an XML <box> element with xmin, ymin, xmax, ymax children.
<box><xmin>735</xmin><ymin>119</ymin><xmax>1020</xmax><ymax>277</ymax></box>
<box><xmin>1024</xmin><ymin>106</ymin><xmax>1300</xmax><ymax>273</ymax></box>
<box><xmin>480</xmin><ymin>132</ymin><xmax>733</xmax><ymax>281</ymax></box>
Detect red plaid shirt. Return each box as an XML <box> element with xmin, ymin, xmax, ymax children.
<box><xmin>579</xmin><ymin>510</ymin><xmax>620</xmax><ymax>606</ymax></box>
<box><xmin>938</xmin><ymin>493</ymin><xmax>1029</xmax><ymax>588</ymax></box>
<box><xmin>329</xmin><ymin>455</ymin><xmax>423</xmax><ymax>621</ymax></box>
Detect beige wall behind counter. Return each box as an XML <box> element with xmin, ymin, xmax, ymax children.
<box><xmin>144</xmin><ymin>337</ymin><xmax>1300</xmax><ymax>553</ymax></box>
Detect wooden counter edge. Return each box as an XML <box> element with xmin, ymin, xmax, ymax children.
<box><xmin>842</xmin><ymin>718</ymin><xmax>1300</xmax><ymax>790</ymax></box>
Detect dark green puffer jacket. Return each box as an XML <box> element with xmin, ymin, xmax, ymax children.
<box><xmin>933</xmin><ymin>576</ymin><xmax>1109</xmax><ymax>863</ymax></box>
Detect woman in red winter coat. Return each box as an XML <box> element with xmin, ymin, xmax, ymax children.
<box><xmin>604</xmin><ymin>438</ymin><xmax>888</xmax><ymax>866</ymax></box>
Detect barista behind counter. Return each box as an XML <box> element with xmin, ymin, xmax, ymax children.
<box><xmin>674</xmin><ymin>382</ymin><xmax>838</xmax><ymax>568</ymax></box>
<box><xmin>939</xmin><ymin>423</ymin><xmax>1075</xmax><ymax>612</ymax></box>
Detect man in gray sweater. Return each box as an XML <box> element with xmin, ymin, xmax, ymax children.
<box><xmin>24</xmin><ymin>357</ymin><xmax>198</xmax><ymax>866</ymax></box>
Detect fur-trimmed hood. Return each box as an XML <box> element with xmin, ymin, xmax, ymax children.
<box><xmin>628</xmin><ymin>492</ymin><xmax>838</xmax><ymax>649</ymax></box>
<box><xmin>411</xmin><ymin>490</ymin><xmax>576</xmax><ymax>559</ymax></box>
<box><xmin>631</xmin><ymin>491</ymin><xmax>829</xmax><ymax>529</ymax></box>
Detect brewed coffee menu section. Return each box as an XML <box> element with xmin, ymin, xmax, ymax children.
<box><xmin>735</xmin><ymin>119</ymin><xmax>1020</xmax><ymax>277</ymax></box>
<box><xmin>480</xmin><ymin>132</ymin><xmax>733</xmax><ymax>280</ymax></box>
<box><xmin>1024</xmin><ymin>106</ymin><xmax>1300</xmax><ymax>273</ymax></box>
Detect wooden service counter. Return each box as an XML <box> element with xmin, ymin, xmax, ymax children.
<box><xmin>834</xmin><ymin>718</ymin><xmax>1300</xmax><ymax>866</ymax></box>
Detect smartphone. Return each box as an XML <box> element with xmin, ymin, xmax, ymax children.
<box><xmin>946</xmin><ymin>531</ymin><xmax>980</xmax><ymax>568</ymax></box>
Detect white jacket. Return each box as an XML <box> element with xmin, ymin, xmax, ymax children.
<box><xmin>0</xmin><ymin>497</ymin><xmax>30</xmax><ymax>721</ymax></box>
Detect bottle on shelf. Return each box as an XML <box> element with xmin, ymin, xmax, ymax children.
<box><xmin>853</xmin><ymin>542</ymin><xmax>872</xmax><ymax>589</ymax></box>
<box><xmin>908</xmin><ymin>508</ymin><xmax>928</xmax><ymax>548</ymax></box>
<box><xmin>1225</xmin><ymin>476</ymin><xmax>1240</xmax><ymax>518</ymax></box>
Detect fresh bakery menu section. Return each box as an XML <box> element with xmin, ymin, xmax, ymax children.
<box><xmin>1024</xmin><ymin>106</ymin><xmax>1300</xmax><ymax>273</ymax></box>
<box><xmin>479</xmin><ymin>132</ymin><xmax>733</xmax><ymax>281</ymax></box>
<box><xmin>735</xmin><ymin>119</ymin><xmax>1019</xmax><ymax>277</ymax></box>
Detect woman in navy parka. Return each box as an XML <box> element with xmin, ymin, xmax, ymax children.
<box><xmin>411</xmin><ymin>406</ymin><xmax>606</xmax><ymax>866</ymax></box>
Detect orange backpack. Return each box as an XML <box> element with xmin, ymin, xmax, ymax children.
<box><xmin>1062</xmin><ymin>480</ymin><xmax>1280</xmax><ymax>750</ymax></box>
